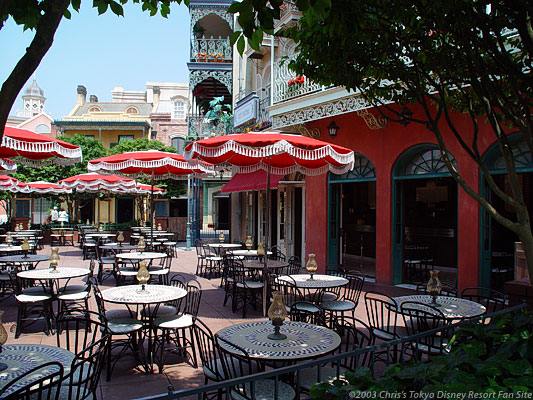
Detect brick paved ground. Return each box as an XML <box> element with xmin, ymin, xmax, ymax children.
<box><xmin>1</xmin><ymin>243</ymin><xmax>414</xmax><ymax>399</ymax></box>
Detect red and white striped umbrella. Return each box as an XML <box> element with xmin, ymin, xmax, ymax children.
<box><xmin>134</xmin><ymin>183</ymin><xmax>165</xmax><ymax>195</ymax></box>
<box><xmin>26</xmin><ymin>181</ymin><xmax>72</xmax><ymax>195</ymax></box>
<box><xmin>1</xmin><ymin>127</ymin><xmax>82</xmax><ymax>166</ymax></box>
<box><xmin>185</xmin><ymin>131</ymin><xmax>355</xmax><ymax>316</ymax></box>
<box><xmin>0</xmin><ymin>175</ymin><xmax>29</xmax><ymax>193</ymax></box>
<box><xmin>87</xmin><ymin>150</ymin><xmax>213</xmax><ymax>180</ymax></box>
<box><xmin>59</xmin><ymin>173</ymin><xmax>136</xmax><ymax>191</ymax></box>
<box><xmin>0</xmin><ymin>158</ymin><xmax>17</xmax><ymax>172</ymax></box>
<box><xmin>88</xmin><ymin>150</ymin><xmax>212</xmax><ymax>235</ymax></box>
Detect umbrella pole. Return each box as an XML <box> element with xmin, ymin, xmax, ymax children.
<box><xmin>263</xmin><ymin>162</ymin><xmax>271</xmax><ymax>316</ymax></box>
<box><xmin>150</xmin><ymin>170</ymin><xmax>154</xmax><ymax>248</ymax></box>
<box><xmin>40</xmin><ymin>197</ymin><xmax>42</xmax><ymax>229</ymax></box>
<box><xmin>186</xmin><ymin>174</ymin><xmax>191</xmax><ymax>251</ymax></box>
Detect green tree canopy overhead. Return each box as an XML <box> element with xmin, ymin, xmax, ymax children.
<box><xmin>13</xmin><ymin>134</ymin><xmax>107</xmax><ymax>185</ymax></box>
<box><xmin>232</xmin><ymin>0</ymin><xmax>533</xmax><ymax>278</ymax></box>
<box><xmin>108</xmin><ymin>137</ymin><xmax>176</xmax><ymax>155</ymax></box>
<box><xmin>0</xmin><ymin>0</ymin><xmax>187</xmax><ymax>141</ymax></box>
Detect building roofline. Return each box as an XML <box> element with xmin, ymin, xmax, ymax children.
<box><xmin>54</xmin><ymin>120</ymin><xmax>151</xmax><ymax>128</ymax></box>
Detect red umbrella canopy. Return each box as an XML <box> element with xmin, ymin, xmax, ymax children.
<box><xmin>0</xmin><ymin>158</ymin><xmax>16</xmax><ymax>172</ymax></box>
<box><xmin>1</xmin><ymin>127</ymin><xmax>82</xmax><ymax>166</ymax></box>
<box><xmin>0</xmin><ymin>175</ymin><xmax>29</xmax><ymax>193</ymax></box>
<box><xmin>87</xmin><ymin>150</ymin><xmax>213</xmax><ymax>180</ymax></box>
<box><xmin>26</xmin><ymin>181</ymin><xmax>72</xmax><ymax>194</ymax></box>
<box><xmin>135</xmin><ymin>183</ymin><xmax>165</xmax><ymax>194</ymax></box>
<box><xmin>59</xmin><ymin>173</ymin><xmax>137</xmax><ymax>190</ymax></box>
<box><xmin>184</xmin><ymin>131</ymin><xmax>355</xmax><ymax>176</ymax></box>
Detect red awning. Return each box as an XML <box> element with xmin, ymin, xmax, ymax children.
<box><xmin>221</xmin><ymin>170</ymin><xmax>283</xmax><ymax>193</ymax></box>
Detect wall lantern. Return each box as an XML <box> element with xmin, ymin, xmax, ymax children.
<box><xmin>327</xmin><ymin>120</ymin><xmax>339</xmax><ymax>138</ymax></box>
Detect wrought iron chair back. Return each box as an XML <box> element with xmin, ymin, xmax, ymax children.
<box><xmin>0</xmin><ymin>361</ymin><xmax>64</xmax><ymax>400</ymax></box>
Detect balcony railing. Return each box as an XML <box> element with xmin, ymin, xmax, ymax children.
<box><xmin>274</xmin><ymin>57</ymin><xmax>322</xmax><ymax>103</ymax></box>
<box><xmin>191</xmin><ymin>37</ymin><xmax>232</xmax><ymax>63</ymax></box>
<box><xmin>279</xmin><ymin>1</ymin><xmax>299</xmax><ymax>18</ymax></box>
<box><xmin>188</xmin><ymin>114</ymin><xmax>228</xmax><ymax>138</ymax></box>
<box><xmin>258</xmin><ymin>96</ymin><xmax>271</xmax><ymax>126</ymax></box>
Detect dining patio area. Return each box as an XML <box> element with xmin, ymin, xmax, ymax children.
<box><xmin>0</xmin><ymin>231</ymin><xmax>513</xmax><ymax>400</ymax></box>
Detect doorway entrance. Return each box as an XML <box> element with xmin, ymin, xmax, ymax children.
<box><xmin>481</xmin><ymin>137</ymin><xmax>533</xmax><ymax>291</ymax></box>
<box><xmin>393</xmin><ymin>146</ymin><xmax>458</xmax><ymax>287</ymax></box>
<box><xmin>116</xmin><ymin>198</ymin><xmax>134</xmax><ymax>224</ymax></box>
<box><xmin>328</xmin><ymin>154</ymin><xmax>377</xmax><ymax>277</ymax></box>
<box><xmin>79</xmin><ymin>198</ymin><xmax>95</xmax><ymax>224</ymax></box>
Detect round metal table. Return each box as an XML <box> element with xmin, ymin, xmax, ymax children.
<box><xmin>101</xmin><ymin>284</ymin><xmax>186</xmax><ymax>306</ymax></box>
<box><xmin>101</xmin><ymin>284</ymin><xmax>187</xmax><ymax>373</ymax></box>
<box><xmin>17</xmin><ymin>267</ymin><xmax>90</xmax><ymax>296</ymax></box>
<box><xmin>231</xmin><ymin>249</ymin><xmax>273</xmax><ymax>258</ymax></box>
<box><xmin>116</xmin><ymin>252</ymin><xmax>167</xmax><ymax>262</ymax></box>
<box><xmin>0</xmin><ymin>344</ymin><xmax>74</xmax><ymax>396</ymax></box>
<box><xmin>278</xmin><ymin>274</ymin><xmax>349</xmax><ymax>289</ymax></box>
<box><xmin>243</xmin><ymin>260</ymin><xmax>288</xmax><ymax>271</ymax></box>
<box><xmin>0</xmin><ymin>254</ymin><xmax>50</xmax><ymax>264</ymax></box>
<box><xmin>216</xmin><ymin>321</ymin><xmax>341</xmax><ymax>361</ymax></box>
<box><xmin>100</xmin><ymin>243</ymin><xmax>137</xmax><ymax>251</ymax></box>
<box><xmin>393</xmin><ymin>295</ymin><xmax>486</xmax><ymax>319</ymax></box>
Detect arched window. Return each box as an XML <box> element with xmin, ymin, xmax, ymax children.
<box><xmin>125</xmin><ymin>106</ymin><xmax>138</xmax><ymax>114</ymax></box>
<box><xmin>394</xmin><ymin>145</ymin><xmax>456</xmax><ymax>178</ymax></box>
<box><xmin>88</xmin><ymin>106</ymin><xmax>101</xmax><ymax>113</ymax></box>
<box><xmin>35</xmin><ymin>124</ymin><xmax>50</xmax><ymax>134</ymax></box>
<box><xmin>330</xmin><ymin>153</ymin><xmax>376</xmax><ymax>182</ymax></box>
<box><xmin>485</xmin><ymin>137</ymin><xmax>533</xmax><ymax>172</ymax></box>
<box><xmin>173</xmin><ymin>100</ymin><xmax>185</xmax><ymax>119</ymax></box>
<box><xmin>171</xmin><ymin>136</ymin><xmax>186</xmax><ymax>154</ymax></box>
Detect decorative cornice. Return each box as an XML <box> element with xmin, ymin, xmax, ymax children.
<box><xmin>271</xmin><ymin>94</ymin><xmax>384</xmax><ymax>130</ymax></box>
<box><xmin>190</xmin><ymin>5</ymin><xmax>233</xmax><ymax>29</ymax></box>
<box><xmin>189</xmin><ymin>69</ymin><xmax>232</xmax><ymax>93</ymax></box>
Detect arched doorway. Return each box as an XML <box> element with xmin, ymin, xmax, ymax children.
<box><xmin>392</xmin><ymin>145</ymin><xmax>458</xmax><ymax>287</ymax></box>
<box><xmin>328</xmin><ymin>154</ymin><xmax>377</xmax><ymax>277</ymax></box>
<box><xmin>480</xmin><ymin>136</ymin><xmax>533</xmax><ymax>291</ymax></box>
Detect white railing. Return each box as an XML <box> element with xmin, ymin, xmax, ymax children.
<box><xmin>273</xmin><ymin>57</ymin><xmax>322</xmax><ymax>103</ymax></box>
<box><xmin>191</xmin><ymin>37</ymin><xmax>232</xmax><ymax>62</ymax></box>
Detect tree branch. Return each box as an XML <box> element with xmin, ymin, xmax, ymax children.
<box><xmin>0</xmin><ymin>0</ymin><xmax>70</xmax><ymax>138</ymax></box>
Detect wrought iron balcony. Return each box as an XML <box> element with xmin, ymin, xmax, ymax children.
<box><xmin>258</xmin><ymin>96</ymin><xmax>271</xmax><ymax>126</ymax></box>
<box><xmin>191</xmin><ymin>37</ymin><xmax>232</xmax><ymax>63</ymax></box>
<box><xmin>273</xmin><ymin>57</ymin><xmax>322</xmax><ymax>104</ymax></box>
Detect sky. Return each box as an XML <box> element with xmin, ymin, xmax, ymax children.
<box><xmin>0</xmin><ymin>2</ymin><xmax>191</xmax><ymax>120</ymax></box>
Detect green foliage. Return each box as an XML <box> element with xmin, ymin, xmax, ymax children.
<box><xmin>205</xmin><ymin>96</ymin><xmax>233</xmax><ymax>135</ymax></box>
<box><xmin>310</xmin><ymin>310</ymin><xmax>533</xmax><ymax>398</ymax></box>
<box><xmin>108</xmin><ymin>137</ymin><xmax>176</xmax><ymax>155</ymax></box>
<box><xmin>12</xmin><ymin>134</ymin><xmax>107</xmax><ymax>186</ymax></box>
<box><xmin>1</xmin><ymin>0</ymin><xmax>186</xmax><ymax>30</ymax></box>
<box><xmin>231</xmin><ymin>0</ymin><xmax>533</xmax><ymax>280</ymax></box>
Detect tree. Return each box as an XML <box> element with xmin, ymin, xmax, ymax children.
<box><xmin>0</xmin><ymin>0</ymin><xmax>186</xmax><ymax>139</ymax></box>
<box><xmin>232</xmin><ymin>0</ymin><xmax>533</xmax><ymax>279</ymax></box>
